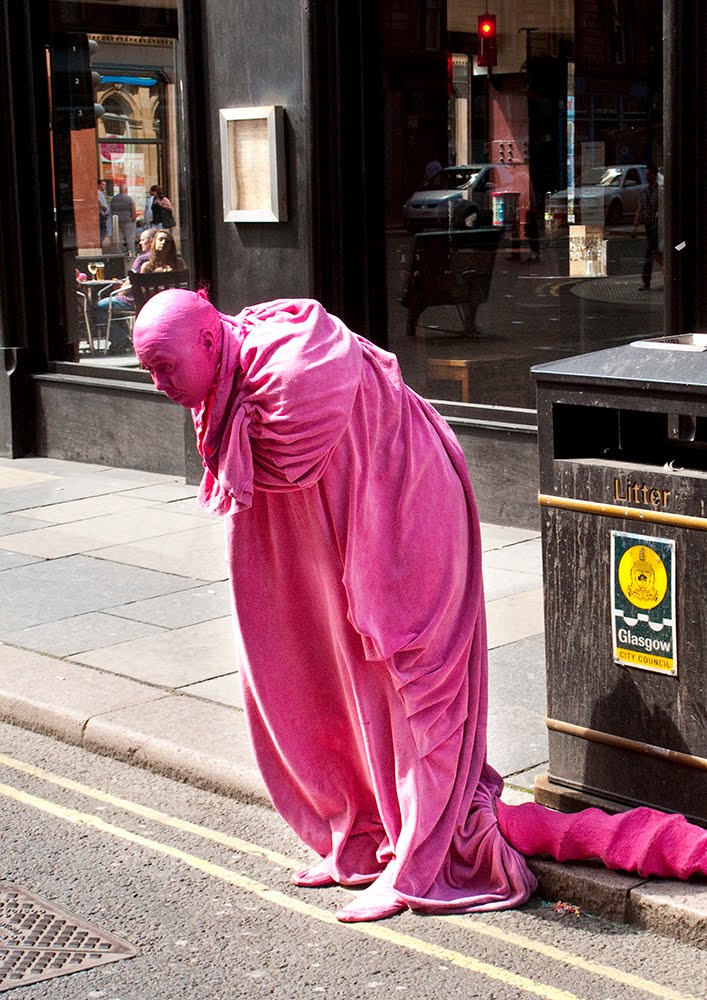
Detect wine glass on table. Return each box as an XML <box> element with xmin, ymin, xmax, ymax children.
<box><xmin>87</xmin><ymin>262</ymin><xmax>98</xmax><ymax>279</ymax></box>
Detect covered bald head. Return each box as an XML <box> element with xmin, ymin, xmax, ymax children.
<box><xmin>133</xmin><ymin>289</ymin><xmax>223</xmax><ymax>409</ymax></box>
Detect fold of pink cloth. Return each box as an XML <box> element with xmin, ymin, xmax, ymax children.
<box><xmin>497</xmin><ymin>800</ymin><xmax>707</xmax><ymax>879</ymax></box>
<box><xmin>137</xmin><ymin>291</ymin><xmax>705</xmax><ymax>919</ymax></box>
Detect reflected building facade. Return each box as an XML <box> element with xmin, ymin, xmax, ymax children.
<box><xmin>1</xmin><ymin>0</ymin><xmax>705</xmax><ymax>524</ymax></box>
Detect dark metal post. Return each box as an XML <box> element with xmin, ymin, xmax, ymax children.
<box><xmin>308</xmin><ymin>0</ymin><xmax>388</xmax><ymax>344</ymax></box>
<box><xmin>663</xmin><ymin>1</ymin><xmax>707</xmax><ymax>336</ymax></box>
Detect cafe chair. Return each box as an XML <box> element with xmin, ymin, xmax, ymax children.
<box><xmin>97</xmin><ymin>284</ymin><xmax>136</xmax><ymax>355</ymax></box>
<box><xmin>129</xmin><ymin>269</ymin><xmax>191</xmax><ymax>312</ymax></box>
<box><xmin>401</xmin><ymin>228</ymin><xmax>502</xmax><ymax>337</ymax></box>
<box><xmin>76</xmin><ymin>289</ymin><xmax>96</xmax><ymax>354</ymax></box>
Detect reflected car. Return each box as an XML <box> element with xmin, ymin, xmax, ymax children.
<box><xmin>545</xmin><ymin>164</ymin><xmax>661</xmax><ymax>230</ymax></box>
<box><xmin>403</xmin><ymin>164</ymin><xmax>527</xmax><ymax>233</ymax></box>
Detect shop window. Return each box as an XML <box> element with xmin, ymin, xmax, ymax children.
<box><xmin>384</xmin><ymin>0</ymin><xmax>664</xmax><ymax>411</ymax></box>
<box><xmin>47</xmin><ymin>1</ymin><xmax>187</xmax><ymax>366</ymax></box>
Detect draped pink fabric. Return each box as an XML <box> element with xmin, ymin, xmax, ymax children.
<box><xmin>138</xmin><ymin>292</ymin><xmax>706</xmax><ymax>915</ymax></box>
<box><xmin>193</xmin><ymin>297</ymin><xmax>536</xmax><ymax>912</ymax></box>
<box><xmin>497</xmin><ymin>801</ymin><xmax>707</xmax><ymax>880</ymax></box>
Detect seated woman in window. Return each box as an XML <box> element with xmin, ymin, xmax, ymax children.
<box><xmin>95</xmin><ymin>229</ymin><xmax>159</xmax><ymax>352</ymax></box>
<box><xmin>140</xmin><ymin>230</ymin><xmax>187</xmax><ymax>274</ymax></box>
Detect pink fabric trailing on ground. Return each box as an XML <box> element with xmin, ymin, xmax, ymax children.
<box><xmin>135</xmin><ymin>291</ymin><xmax>706</xmax><ymax>920</ymax></box>
<box><xmin>496</xmin><ymin>801</ymin><xmax>707</xmax><ymax>879</ymax></box>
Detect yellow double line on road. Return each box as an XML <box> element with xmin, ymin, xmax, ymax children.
<box><xmin>0</xmin><ymin>752</ymin><xmax>697</xmax><ymax>1000</ymax></box>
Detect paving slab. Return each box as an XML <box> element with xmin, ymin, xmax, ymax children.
<box><xmin>0</xmin><ymin>477</ymin><xmax>153</xmax><ymax>514</ymax></box>
<box><xmin>154</xmin><ymin>498</ymin><xmax>219</xmax><ymax>519</ymax></box>
<box><xmin>480</xmin><ymin>523</ymin><xmax>540</xmax><ymax>551</ymax></box>
<box><xmin>0</xmin><ymin>457</ymin><xmax>108</xmax><ymax>477</ymax></box>
<box><xmin>503</xmin><ymin>763</ymin><xmax>549</xmax><ymax>794</ymax></box>
<box><xmin>482</xmin><ymin>536</ymin><xmax>543</xmax><ymax>573</ymax></box>
<box><xmin>83</xmin><ymin>694</ymin><xmax>267</xmax><ymax>803</ymax></box>
<box><xmin>0</xmin><ymin>551</ymin><xmax>45</xmax><ymax>573</ymax></box>
<box><xmin>1</xmin><ymin>612</ymin><xmax>165</xmax><ymax>658</ymax></box>
<box><xmin>486</xmin><ymin>587</ymin><xmax>545</xmax><ymax>649</ymax></box>
<box><xmin>0</xmin><ymin>507</ymin><xmax>209</xmax><ymax>559</ymax></box>
<box><xmin>116</xmin><ymin>482</ymin><xmax>199</xmax><ymax>502</ymax></box>
<box><xmin>12</xmin><ymin>493</ymin><xmax>158</xmax><ymax>524</ymax></box>
<box><xmin>73</xmin><ymin>616</ymin><xmax>236</xmax><ymax>687</ymax></box>
<box><xmin>109</xmin><ymin>581</ymin><xmax>232</xmax><ymax>628</ymax></box>
<box><xmin>0</xmin><ymin>648</ymin><xmax>164</xmax><ymax>743</ymax></box>
<box><xmin>487</xmin><ymin>634</ymin><xmax>547</xmax><ymax>778</ymax></box>
<box><xmin>0</xmin><ymin>466</ymin><xmax>59</xmax><ymax>488</ymax></box>
<box><xmin>91</xmin><ymin>523</ymin><xmax>228</xmax><ymax>581</ymax></box>
<box><xmin>0</xmin><ymin>554</ymin><xmax>194</xmax><ymax>633</ymax></box>
<box><xmin>181</xmin><ymin>672</ymin><xmax>243</xmax><ymax>710</ymax></box>
<box><xmin>0</xmin><ymin>513</ymin><xmax>54</xmax><ymax>535</ymax></box>
<box><xmin>94</xmin><ymin>467</ymin><xmax>183</xmax><ymax>488</ymax></box>
<box><xmin>482</xmin><ymin>566</ymin><xmax>544</xmax><ymax>602</ymax></box>
<box><xmin>628</xmin><ymin>880</ymin><xmax>707</xmax><ymax>948</ymax></box>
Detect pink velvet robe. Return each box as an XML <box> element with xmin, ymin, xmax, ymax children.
<box><xmin>194</xmin><ymin>298</ymin><xmax>535</xmax><ymax>912</ymax></box>
<box><xmin>191</xmin><ymin>297</ymin><xmax>707</xmax><ymax>911</ymax></box>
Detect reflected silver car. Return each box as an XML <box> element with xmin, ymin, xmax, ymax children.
<box><xmin>545</xmin><ymin>164</ymin><xmax>661</xmax><ymax>229</ymax></box>
<box><xmin>403</xmin><ymin>164</ymin><xmax>527</xmax><ymax>233</ymax></box>
<box><xmin>403</xmin><ymin>166</ymin><xmax>485</xmax><ymax>232</ymax></box>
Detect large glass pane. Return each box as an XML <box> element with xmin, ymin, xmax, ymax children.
<box><xmin>48</xmin><ymin>1</ymin><xmax>187</xmax><ymax>366</ymax></box>
<box><xmin>385</xmin><ymin>1</ymin><xmax>664</xmax><ymax>409</ymax></box>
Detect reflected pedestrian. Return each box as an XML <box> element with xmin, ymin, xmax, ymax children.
<box><xmin>633</xmin><ymin>162</ymin><xmax>661</xmax><ymax>290</ymax></box>
<box><xmin>149</xmin><ymin>185</ymin><xmax>176</xmax><ymax>230</ymax></box>
<box><xmin>110</xmin><ymin>182</ymin><xmax>137</xmax><ymax>257</ymax></box>
<box><xmin>97</xmin><ymin>179</ymin><xmax>112</xmax><ymax>244</ymax></box>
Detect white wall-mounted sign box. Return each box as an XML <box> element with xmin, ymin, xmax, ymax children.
<box><xmin>219</xmin><ymin>106</ymin><xmax>287</xmax><ymax>222</ymax></box>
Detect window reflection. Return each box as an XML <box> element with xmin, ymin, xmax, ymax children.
<box><xmin>385</xmin><ymin>0</ymin><xmax>664</xmax><ymax>410</ymax></box>
<box><xmin>49</xmin><ymin>1</ymin><xmax>186</xmax><ymax>365</ymax></box>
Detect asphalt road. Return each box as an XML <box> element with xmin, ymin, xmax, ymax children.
<box><xmin>1</xmin><ymin>722</ymin><xmax>705</xmax><ymax>1000</ymax></box>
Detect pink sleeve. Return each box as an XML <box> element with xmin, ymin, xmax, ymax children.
<box><xmin>196</xmin><ymin>300</ymin><xmax>363</xmax><ymax>513</ymax></box>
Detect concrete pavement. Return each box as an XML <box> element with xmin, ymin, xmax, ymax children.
<box><xmin>0</xmin><ymin>455</ymin><xmax>705</xmax><ymax>947</ymax></box>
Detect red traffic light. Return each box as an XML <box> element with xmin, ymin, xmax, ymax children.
<box><xmin>478</xmin><ymin>13</ymin><xmax>497</xmax><ymax>67</ymax></box>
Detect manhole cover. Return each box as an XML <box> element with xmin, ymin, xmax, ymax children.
<box><xmin>0</xmin><ymin>881</ymin><xmax>138</xmax><ymax>993</ymax></box>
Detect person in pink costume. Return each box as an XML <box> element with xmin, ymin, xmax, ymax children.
<box><xmin>133</xmin><ymin>290</ymin><xmax>707</xmax><ymax>923</ymax></box>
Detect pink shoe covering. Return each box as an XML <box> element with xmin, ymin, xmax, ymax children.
<box><xmin>496</xmin><ymin>800</ymin><xmax>707</xmax><ymax>880</ymax></box>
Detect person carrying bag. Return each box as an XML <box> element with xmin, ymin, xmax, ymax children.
<box><xmin>149</xmin><ymin>185</ymin><xmax>176</xmax><ymax>230</ymax></box>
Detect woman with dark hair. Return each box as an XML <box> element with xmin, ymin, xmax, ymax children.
<box><xmin>140</xmin><ymin>230</ymin><xmax>187</xmax><ymax>274</ymax></box>
<box><xmin>148</xmin><ymin>184</ymin><xmax>176</xmax><ymax>230</ymax></box>
<box><xmin>95</xmin><ymin>228</ymin><xmax>158</xmax><ymax>352</ymax></box>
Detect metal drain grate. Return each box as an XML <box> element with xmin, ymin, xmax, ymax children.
<box><xmin>0</xmin><ymin>881</ymin><xmax>138</xmax><ymax>993</ymax></box>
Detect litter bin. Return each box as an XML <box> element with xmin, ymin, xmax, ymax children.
<box><xmin>491</xmin><ymin>191</ymin><xmax>520</xmax><ymax>233</ymax></box>
<box><xmin>532</xmin><ymin>335</ymin><xmax>707</xmax><ymax>824</ymax></box>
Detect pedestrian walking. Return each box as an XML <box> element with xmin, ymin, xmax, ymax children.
<box><xmin>633</xmin><ymin>162</ymin><xmax>661</xmax><ymax>290</ymax></box>
<box><xmin>110</xmin><ymin>182</ymin><xmax>137</xmax><ymax>257</ymax></box>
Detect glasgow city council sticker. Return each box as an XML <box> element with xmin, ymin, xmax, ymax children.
<box><xmin>610</xmin><ymin>531</ymin><xmax>676</xmax><ymax>675</ymax></box>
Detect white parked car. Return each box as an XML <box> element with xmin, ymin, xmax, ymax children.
<box><xmin>545</xmin><ymin>164</ymin><xmax>662</xmax><ymax>229</ymax></box>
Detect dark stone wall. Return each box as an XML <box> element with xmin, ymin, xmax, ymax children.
<box><xmin>197</xmin><ymin>0</ymin><xmax>313</xmax><ymax>316</ymax></box>
<box><xmin>454</xmin><ymin>425</ymin><xmax>540</xmax><ymax>529</ymax></box>
<box><xmin>33</xmin><ymin>378</ymin><xmax>185</xmax><ymax>474</ymax></box>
